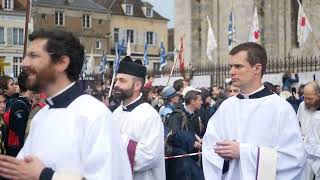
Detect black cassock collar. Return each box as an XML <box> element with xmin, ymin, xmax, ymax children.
<box><xmin>45</xmin><ymin>82</ymin><xmax>83</xmax><ymax>109</ymax></box>
<box><xmin>122</xmin><ymin>98</ymin><xmax>145</xmax><ymax>112</ymax></box>
<box><xmin>236</xmin><ymin>87</ymin><xmax>273</xmax><ymax>99</ymax></box>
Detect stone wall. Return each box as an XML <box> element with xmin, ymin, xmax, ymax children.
<box><xmin>175</xmin><ymin>0</ymin><xmax>320</xmax><ymax>65</ymax></box>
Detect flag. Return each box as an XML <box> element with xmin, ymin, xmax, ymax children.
<box><xmin>126</xmin><ymin>39</ymin><xmax>131</xmax><ymax>56</ymax></box>
<box><xmin>99</xmin><ymin>51</ymin><xmax>108</xmax><ymax>74</ymax></box>
<box><xmin>159</xmin><ymin>41</ymin><xmax>166</xmax><ymax>71</ymax></box>
<box><xmin>143</xmin><ymin>42</ymin><xmax>148</xmax><ymax>68</ymax></box>
<box><xmin>114</xmin><ymin>40</ymin><xmax>125</xmax><ymax>73</ymax></box>
<box><xmin>81</xmin><ymin>57</ymin><xmax>88</xmax><ymax>75</ymax></box>
<box><xmin>86</xmin><ymin>48</ymin><xmax>94</xmax><ymax>74</ymax></box>
<box><xmin>227</xmin><ymin>11</ymin><xmax>236</xmax><ymax>50</ymax></box>
<box><xmin>206</xmin><ymin>16</ymin><xmax>217</xmax><ymax>61</ymax></box>
<box><xmin>297</xmin><ymin>0</ymin><xmax>312</xmax><ymax>47</ymax></box>
<box><xmin>178</xmin><ymin>37</ymin><xmax>185</xmax><ymax>76</ymax></box>
<box><xmin>248</xmin><ymin>6</ymin><xmax>260</xmax><ymax>44</ymax></box>
<box><xmin>114</xmin><ymin>43</ymin><xmax>120</xmax><ymax>73</ymax></box>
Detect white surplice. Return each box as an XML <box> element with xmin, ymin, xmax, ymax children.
<box><xmin>112</xmin><ymin>96</ymin><xmax>165</xmax><ymax>180</ymax></box>
<box><xmin>18</xmin><ymin>94</ymin><xmax>132</xmax><ymax>180</ymax></box>
<box><xmin>304</xmin><ymin>110</ymin><xmax>320</xmax><ymax>180</ymax></box>
<box><xmin>202</xmin><ymin>91</ymin><xmax>306</xmax><ymax>180</ymax></box>
<box><xmin>297</xmin><ymin>101</ymin><xmax>317</xmax><ymax>137</ymax></box>
<box><xmin>298</xmin><ymin>101</ymin><xmax>317</xmax><ymax>180</ymax></box>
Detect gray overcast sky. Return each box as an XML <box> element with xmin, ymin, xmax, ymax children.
<box><xmin>146</xmin><ymin>0</ymin><xmax>174</xmax><ymax>28</ymax></box>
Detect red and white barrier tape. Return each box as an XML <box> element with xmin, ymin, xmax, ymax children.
<box><xmin>165</xmin><ymin>152</ymin><xmax>202</xmax><ymax>160</ymax></box>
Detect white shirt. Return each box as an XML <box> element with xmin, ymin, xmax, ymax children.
<box><xmin>297</xmin><ymin>101</ymin><xmax>317</xmax><ymax>137</ymax></box>
<box><xmin>113</xmin><ymin>96</ymin><xmax>166</xmax><ymax>180</ymax></box>
<box><xmin>202</xmin><ymin>88</ymin><xmax>306</xmax><ymax>180</ymax></box>
<box><xmin>304</xmin><ymin>110</ymin><xmax>320</xmax><ymax>179</ymax></box>
<box><xmin>19</xmin><ymin>93</ymin><xmax>132</xmax><ymax>180</ymax></box>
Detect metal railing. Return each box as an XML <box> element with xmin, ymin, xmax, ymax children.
<box><xmin>154</xmin><ymin>56</ymin><xmax>320</xmax><ymax>86</ymax></box>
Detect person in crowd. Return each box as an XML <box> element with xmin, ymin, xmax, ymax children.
<box><xmin>91</xmin><ymin>82</ymin><xmax>104</xmax><ymax>101</ymax></box>
<box><xmin>144</xmin><ymin>74</ymin><xmax>154</xmax><ymax>88</ymax></box>
<box><xmin>298</xmin><ymin>84</ymin><xmax>306</xmax><ymax>101</ymax></box>
<box><xmin>274</xmin><ymin>85</ymin><xmax>281</xmax><ymax>95</ymax></box>
<box><xmin>198</xmin><ymin>88</ymin><xmax>216</xmax><ymax>136</ymax></box>
<box><xmin>0</xmin><ymin>29</ymin><xmax>132</xmax><ymax>180</ymax></box>
<box><xmin>202</xmin><ymin>42</ymin><xmax>305</xmax><ymax>179</ymax></box>
<box><xmin>0</xmin><ymin>94</ymin><xmax>7</xmax><ymax>155</ymax></box>
<box><xmin>263</xmin><ymin>81</ymin><xmax>275</xmax><ymax>92</ymax></box>
<box><xmin>112</xmin><ymin>56</ymin><xmax>165</xmax><ymax>180</ymax></box>
<box><xmin>282</xmin><ymin>70</ymin><xmax>299</xmax><ymax>91</ymax></box>
<box><xmin>25</xmin><ymin>92</ymin><xmax>46</xmax><ymax>140</ymax></box>
<box><xmin>0</xmin><ymin>76</ymin><xmax>17</xmax><ymax>109</ymax></box>
<box><xmin>173</xmin><ymin>79</ymin><xmax>187</xmax><ymax>95</ymax></box>
<box><xmin>228</xmin><ymin>83</ymin><xmax>240</xmax><ymax>97</ymax></box>
<box><xmin>4</xmin><ymin>71</ymin><xmax>32</xmax><ymax>157</ymax></box>
<box><xmin>141</xmin><ymin>86</ymin><xmax>154</xmax><ymax>104</ymax></box>
<box><xmin>299</xmin><ymin>81</ymin><xmax>320</xmax><ymax>180</ymax></box>
<box><xmin>165</xmin><ymin>90</ymin><xmax>204</xmax><ymax>180</ymax></box>
<box><xmin>298</xmin><ymin>81</ymin><xmax>320</xmax><ymax>136</ymax></box>
<box><xmin>159</xmin><ymin>86</ymin><xmax>180</xmax><ymax>120</ymax></box>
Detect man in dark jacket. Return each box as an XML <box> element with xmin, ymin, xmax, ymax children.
<box><xmin>165</xmin><ymin>90</ymin><xmax>204</xmax><ymax>180</ymax></box>
<box><xmin>6</xmin><ymin>71</ymin><xmax>32</xmax><ymax>157</ymax></box>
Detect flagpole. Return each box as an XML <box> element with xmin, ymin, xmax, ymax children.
<box><xmin>166</xmin><ymin>49</ymin><xmax>179</xmax><ymax>86</ymax></box>
<box><xmin>23</xmin><ymin>0</ymin><xmax>30</xmax><ymax>58</ymax></box>
<box><xmin>297</xmin><ymin>0</ymin><xmax>320</xmax><ymax>52</ymax></box>
<box><xmin>108</xmin><ymin>72</ymin><xmax>116</xmax><ymax>98</ymax></box>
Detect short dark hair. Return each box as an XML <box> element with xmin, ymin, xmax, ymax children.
<box><xmin>133</xmin><ymin>76</ymin><xmax>145</xmax><ymax>92</ymax></box>
<box><xmin>0</xmin><ymin>75</ymin><xmax>13</xmax><ymax>90</ymax></box>
<box><xmin>147</xmin><ymin>74</ymin><xmax>154</xmax><ymax>80</ymax></box>
<box><xmin>173</xmin><ymin>79</ymin><xmax>184</xmax><ymax>92</ymax></box>
<box><xmin>29</xmin><ymin>29</ymin><xmax>85</xmax><ymax>81</ymax></box>
<box><xmin>185</xmin><ymin>90</ymin><xmax>201</xmax><ymax>105</ymax></box>
<box><xmin>229</xmin><ymin>42</ymin><xmax>267</xmax><ymax>76</ymax></box>
<box><xmin>18</xmin><ymin>71</ymin><xmax>29</xmax><ymax>92</ymax></box>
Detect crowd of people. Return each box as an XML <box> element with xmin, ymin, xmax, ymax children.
<box><xmin>0</xmin><ymin>29</ymin><xmax>318</xmax><ymax>180</ymax></box>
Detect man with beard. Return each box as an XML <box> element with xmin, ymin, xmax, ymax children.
<box><xmin>202</xmin><ymin>42</ymin><xmax>305</xmax><ymax>180</ymax></box>
<box><xmin>298</xmin><ymin>81</ymin><xmax>320</xmax><ymax>180</ymax></box>
<box><xmin>112</xmin><ymin>56</ymin><xmax>165</xmax><ymax>180</ymax></box>
<box><xmin>0</xmin><ymin>29</ymin><xmax>132</xmax><ymax>180</ymax></box>
<box><xmin>297</xmin><ymin>81</ymin><xmax>320</xmax><ymax>137</ymax></box>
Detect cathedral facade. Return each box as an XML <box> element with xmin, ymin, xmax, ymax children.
<box><xmin>175</xmin><ymin>0</ymin><xmax>320</xmax><ymax>65</ymax></box>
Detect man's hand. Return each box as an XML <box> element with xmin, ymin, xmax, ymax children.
<box><xmin>214</xmin><ymin>140</ymin><xmax>240</xmax><ymax>160</ymax></box>
<box><xmin>0</xmin><ymin>155</ymin><xmax>45</xmax><ymax>180</ymax></box>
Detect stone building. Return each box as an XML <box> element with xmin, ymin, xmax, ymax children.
<box><xmin>31</xmin><ymin>0</ymin><xmax>111</xmax><ymax>73</ymax></box>
<box><xmin>175</xmin><ymin>0</ymin><xmax>320</xmax><ymax>65</ymax></box>
<box><xmin>94</xmin><ymin>0</ymin><xmax>168</xmax><ymax>71</ymax></box>
<box><xmin>0</xmin><ymin>0</ymin><xmax>27</xmax><ymax>77</ymax></box>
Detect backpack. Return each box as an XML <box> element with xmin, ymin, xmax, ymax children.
<box><xmin>3</xmin><ymin>97</ymin><xmax>31</xmax><ymax>149</ymax></box>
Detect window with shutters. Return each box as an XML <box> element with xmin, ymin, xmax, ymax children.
<box><xmin>114</xmin><ymin>28</ymin><xmax>119</xmax><ymax>43</ymax></box>
<box><xmin>12</xmin><ymin>28</ymin><xmax>23</xmax><ymax>46</ymax></box>
<box><xmin>146</xmin><ymin>32</ymin><xmax>153</xmax><ymax>45</ymax></box>
<box><xmin>55</xmin><ymin>11</ymin><xmax>64</xmax><ymax>26</ymax></box>
<box><xmin>127</xmin><ymin>29</ymin><xmax>134</xmax><ymax>43</ymax></box>
<box><xmin>3</xmin><ymin>0</ymin><xmax>13</xmax><ymax>10</ymax></box>
<box><xmin>0</xmin><ymin>27</ymin><xmax>4</xmax><ymax>45</ymax></box>
<box><xmin>13</xmin><ymin>57</ymin><xmax>22</xmax><ymax>78</ymax></box>
<box><xmin>82</xmin><ymin>14</ymin><xmax>91</xmax><ymax>28</ymax></box>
